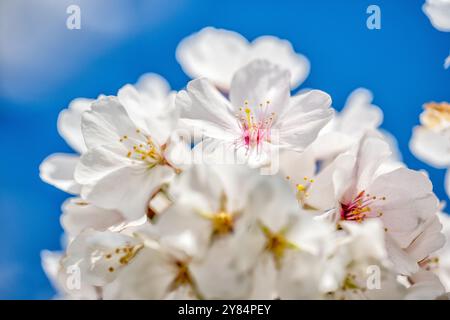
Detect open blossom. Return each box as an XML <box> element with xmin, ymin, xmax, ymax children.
<box><xmin>177</xmin><ymin>59</ymin><xmax>333</xmax><ymax>167</ymax></box>
<box><xmin>74</xmin><ymin>95</ymin><xmax>186</xmax><ymax>221</ymax></box>
<box><xmin>315</xmin><ymin>135</ymin><xmax>444</xmax><ymax>274</ymax></box>
<box><xmin>176</xmin><ymin>27</ymin><xmax>309</xmax><ymax>91</ymax></box>
<box><xmin>39</xmin><ymin>73</ymin><xmax>174</xmax><ymax>195</ymax></box>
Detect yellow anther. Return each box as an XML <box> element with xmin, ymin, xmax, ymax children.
<box><xmin>245</xmin><ymin>108</ymin><xmax>252</xmax><ymax>127</ymax></box>
<box><xmin>117</xmin><ymin>244</ymin><xmax>143</xmax><ymax>265</ymax></box>
<box><xmin>342</xmin><ymin>274</ymin><xmax>359</xmax><ymax>290</ymax></box>
<box><xmin>199</xmin><ymin>193</ymin><xmax>236</xmax><ymax>237</ymax></box>
<box><xmin>260</xmin><ymin>224</ymin><xmax>298</xmax><ymax>268</ymax></box>
<box><xmin>421</xmin><ymin>102</ymin><xmax>450</xmax><ymax>128</ymax></box>
<box><xmin>170</xmin><ymin>260</ymin><xmax>193</xmax><ymax>290</ymax></box>
<box><xmin>211</xmin><ymin>211</ymin><xmax>234</xmax><ymax>235</ymax></box>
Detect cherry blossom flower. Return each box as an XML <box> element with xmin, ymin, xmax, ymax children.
<box><xmin>322</xmin><ymin>135</ymin><xmax>444</xmax><ymax>274</ymax></box>
<box><xmin>40</xmin><ymin>73</ymin><xmax>174</xmax><ymax>195</ymax></box>
<box><xmin>74</xmin><ymin>96</ymin><xmax>186</xmax><ymax>221</ymax></box>
<box><xmin>177</xmin><ymin>60</ymin><xmax>332</xmax><ymax>167</ymax></box>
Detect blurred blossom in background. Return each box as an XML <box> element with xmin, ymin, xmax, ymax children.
<box><xmin>0</xmin><ymin>0</ymin><xmax>449</xmax><ymax>298</ymax></box>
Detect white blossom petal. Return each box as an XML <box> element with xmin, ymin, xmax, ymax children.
<box><xmin>57</xmin><ymin>98</ymin><xmax>93</xmax><ymax>153</ymax></box>
<box><xmin>410</xmin><ymin>126</ymin><xmax>450</xmax><ymax>168</ymax></box>
<box><xmin>423</xmin><ymin>0</ymin><xmax>450</xmax><ymax>32</ymax></box>
<box><xmin>62</xmin><ymin>230</ymin><xmax>144</xmax><ymax>287</ymax></box>
<box><xmin>249</xmin><ymin>36</ymin><xmax>309</xmax><ymax>88</ymax></box>
<box><xmin>39</xmin><ymin>153</ymin><xmax>81</xmax><ymax>194</ymax></box>
<box><xmin>176</xmin><ymin>27</ymin><xmax>249</xmax><ymax>90</ymax></box>
<box><xmin>61</xmin><ymin>198</ymin><xmax>124</xmax><ymax>238</ymax></box>
<box><xmin>176</xmin><ymin>27</ymin><xmax>309</xmax><ymax>90</ymax></box>
<box><xmin>177</xmin><ymin>80</ymin><xmax>239</xmax><ymax>140</ymax></box>
<box><xmin>229</xmin><ymin>59</ymin><xmax>290</xmax><ymax>115</ymax></box>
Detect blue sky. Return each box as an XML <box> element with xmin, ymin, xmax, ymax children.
<box><xmin>0</xmin><ymin>0</ymin><xmax>449</xmax><ymax>299</ymax></box>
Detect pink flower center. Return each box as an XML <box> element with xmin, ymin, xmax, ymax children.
<box><xmin>340</xmin><ymin>191</ymin><xmax>385</xmax><ymax>222</ymax></box>
<box><xmin>235</xmin><ymin>100</ymin><xmax>276</xmax><ymax>151</ymax></box>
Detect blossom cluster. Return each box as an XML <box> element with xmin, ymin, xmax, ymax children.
<box><xmin>40</xmin><ymin>26</ymin><xmax>450</xmax><ymax>300</ymax></box>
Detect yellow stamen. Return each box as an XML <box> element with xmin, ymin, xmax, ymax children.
<box><xmin>245</xmin><ymin>108</ymin><xmax>252</xmax><ymax>127</ymax></box>
<box><xmin>260</xmin><ymin>224</ymin><xmax>298</xmax><ymax>268</ymax></box>
<box><xmin>170</xmin><ymin>260</ymin><xmax>193</xmax><ymax>290</ymax></box>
